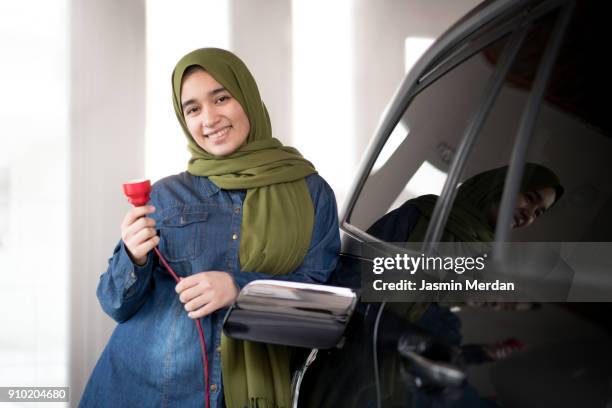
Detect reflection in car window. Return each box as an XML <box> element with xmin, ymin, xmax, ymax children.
<box><xmin>436</xmin><ymin>11</ymin><xmax>560</xmax><ymax>243</ymax></box>
<box><xmin>351</xmin><ymin>10</ymin><xmax>587</xmax><ymax>248</ymax></box>
<box><xmin>512</xmin><ymin>4</ymin><xmax>612</xmax><ymax>244</ymax></box>
<box><xmin>367</xmin><ymin>163</ymin><xmax>563</xmax><ymax>244</ymax></box>
<box><xmin>350</xmin><ymin>34</ymin><xmax>512</xmax><ymax>234</ymax></box>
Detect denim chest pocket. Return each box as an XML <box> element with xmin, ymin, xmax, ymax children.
<box><xmin>157</xmin><ymin>206</ymin><xmax>209</xmax><ymax>262</ymax></box>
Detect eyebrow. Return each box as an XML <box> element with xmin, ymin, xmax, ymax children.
<box><xmin>181</xmin><ymin>87</ymin><xmax>227</xmax><ymax>110</ymax></box>
<box><xmin>532</xmin><ymin>190</ymin><xmax>543</xmax><ymax>203</ymax></box>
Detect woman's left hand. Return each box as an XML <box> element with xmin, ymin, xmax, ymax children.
<box><xmin>175</xmin><ymin>271</ymin><xmax>239</xmax><ymax>319</ymax></box>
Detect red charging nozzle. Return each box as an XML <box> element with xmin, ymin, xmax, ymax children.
<box><xmin>122</xmin><ymin>179</ymin><xmax>152</xmax><ymax>207</ymax></box>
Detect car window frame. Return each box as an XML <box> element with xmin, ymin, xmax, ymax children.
<box><xmin>340</xmin><ymin>0</ymin><xmax>574</xmax><ymax>258</ymax></box>
<box><xmin>491</xmin><ymin>0</ymin><xmax>574</xmax><ymax>255</ymax></box>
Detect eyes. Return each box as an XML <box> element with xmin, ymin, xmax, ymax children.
<box><xmin>216</xmin><ymin>95</ymin><xmax>230</xmax><ymax>104</ymax></box>
<box><xmin>185</xmin><ymin>106</ymin><xmax>199</xmax><ymax>115</ymax></box>
<box><xmin>183</xmin><ymin>94</ymin><xmax>232</xmax><ymax>116</ymax></box>
<box><xmin>523</xmin><ymin>192</ymin><xmax>546</xmax><ymax>218</ymax></box>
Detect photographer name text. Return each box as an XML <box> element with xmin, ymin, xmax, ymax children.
<box><xmin>372</xmin><ymin>279</ymin><xmax>515</xmax><ymax>292</ymax></box>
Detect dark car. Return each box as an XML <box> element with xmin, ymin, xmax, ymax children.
<box><xmin>225</xmin><ymin>0</ymin><xmax>612</xmax><ymax>406</ymax></box>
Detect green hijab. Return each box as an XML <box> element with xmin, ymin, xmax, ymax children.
<box><xmin>172</xmin><ymin>48</ymin><xmax>316</xmax><ymax>408</ymax></box>
<box><xmin>407</xmin><ymin>163</ymin><xmax>564</xmax><ymax>242</ymax></box>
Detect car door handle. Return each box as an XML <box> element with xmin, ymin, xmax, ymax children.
<box><xmin>397</xmin><ymin>332</ymin><xmax>466</xmax><ymax>388</ymax></box>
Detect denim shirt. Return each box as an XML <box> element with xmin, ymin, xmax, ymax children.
<box><xmin>79</xmin><ymin>172</ymin><xmax>340</xmax><ymax>408</ymax></box>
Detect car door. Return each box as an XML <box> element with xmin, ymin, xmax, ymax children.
<box><xmin>300</xmin><ymin>0</ymin><xmax>612</xmax><ymax>407</ymax></box>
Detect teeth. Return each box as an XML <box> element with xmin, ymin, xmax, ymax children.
<box><xmin>207</xmin><ymin>127</ymin><xmax>230</xmax><ymax>139</ymax></box>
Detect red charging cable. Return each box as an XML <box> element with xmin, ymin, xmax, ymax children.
<box><xmin>123</xmin><ymin>180</ymin><xmax>210</xmax><ymax>408</ymax></box>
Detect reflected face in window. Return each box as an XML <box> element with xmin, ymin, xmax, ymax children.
<box><xmin>181</xmin><ymin>69</ymin><xmax>250</xmax><ymax>157</ymax></box>
<box><xmin>487</xmin><ymin>186</ymin><xmax>557</xmax><ymax>230</ymax></box>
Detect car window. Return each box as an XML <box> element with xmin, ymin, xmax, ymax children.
<box><xmin>435</xmin><ymin>11</ymin><xmax>560</xmax><ymax>243</ymax></box>
<box><xmin>347</xmin><ymin>8</ymin><xmax>595</xmax><ymax>249</ymax></box>
<box><xmin>351</xmin><ymin>3</ymin><xmax>611</xmax><ymax>302</ymax></box>
<box><xmin>440</xmin><ymin>4</ymin><xmax>612</xmax><ymax>246</ymax></box>
<box><xmin>512</xmin><ymin>4</ymin><xmax>612</xmax><ymax>244</ymax></box>
<box><xmin>348</xmin><ymin>33</ymin><xmax>512</xmax><ymax>238</ymax></box>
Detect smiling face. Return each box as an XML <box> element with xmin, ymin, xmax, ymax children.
<box><xmin>487</xmin><ymin>186</ymin><xmax>557</xmax><ymax>230</ymax></box>
<box><xmin>180</xmin><ymin>68</ymin><xmax>250</xmax><ymax>157</ymax></box>
<box><xmin>512</xmin><ymin>187</ymin><xmax>556</xmax><ymax>229</ymax></box>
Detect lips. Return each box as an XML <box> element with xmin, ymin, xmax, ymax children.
<box><xmin>205</xmin><ymin>126</ymin><xmax>231</xmax><ymax>143</ymax></box>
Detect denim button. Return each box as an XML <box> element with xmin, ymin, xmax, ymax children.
<box><xmin>130</xmin><ymin>271</ymin><xmax>137</xmax><ymax>279</ymax></box>
<box><xmin>232</xmin><ymin>233</ymin><xmax>238</xmax><ymax>240</ymax></box>
<box><xmin>210</xmin><ymin>384</ymin><xmax>218</xmax><ymax>392</ymax></box>
<box><xmin>234</xmin><ymin>207</ymin><xmax>241</xmax><ymax>213</ymax></box>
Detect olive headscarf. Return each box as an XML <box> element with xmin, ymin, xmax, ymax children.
<box><xmin>408</xmin><ymin>162</ymin><xmax>564</xmax><ymax>242</ymax></box>
<box><xmin>172</xmin><ymin>48</ymin><xmax>317</xmax><ymax>408</ymax></box>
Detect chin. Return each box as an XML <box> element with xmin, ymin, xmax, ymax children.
<box><xmin>208</xmin><ymin>145</ymin><xmax>239</xmax><ymax>157</ymax></box>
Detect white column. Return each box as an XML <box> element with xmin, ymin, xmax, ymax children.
<box><xmin>145</xmin><ymin>0</ymin><xmax>230</xmax><ymax>182</ymax></box>
<box><xmin>69</xmin><ymin>0</ymin><xmax>146</xmax><ymax>403</ymax></box>
<box><xmin>292</xmin><ymin>0</ymin><xmax>356</xmax><ymax>208</ymax></box>
<box><xmin>230</xmin><ymin>0</ymin><xmax>293</xmax><ymax>146</ymax></box>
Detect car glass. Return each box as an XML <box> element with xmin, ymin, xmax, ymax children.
<box><xmin>509</xmin><ymin>3</ymin><xmax>612</xmax><ymax>304</ymax></box>
<box><xmin>513</xmin><ymin>4</ymin><xmax>612</xmax><ymax>244</ymax></box>
<box><xmin>349</xmin><ymin>33</ymin><xmax>512</xmax><ymax>238</ymax></box>
<box><xmin>435</xmin><ymin>11</ymin><xmax>560</xmax><ymax>245</ymax></box>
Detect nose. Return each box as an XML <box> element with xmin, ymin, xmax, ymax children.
<box><xmin>519</xmin><ymin>205</ymin><xmax>536</xmax><ymax>228</ymax></box>
<box><xmin>201</xmin><ymin>104</ymin><xmax>220</xmax><ymax>129</ymax></box>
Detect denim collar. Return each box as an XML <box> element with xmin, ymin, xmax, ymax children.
<box><xmin>199</xmin><ymin>176</ymin><xmax>220</xmax><ymax>197</ymax></box>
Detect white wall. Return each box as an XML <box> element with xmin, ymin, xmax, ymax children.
<box><xmin>0</xmin><ymin>0</ymin><xmax>69</xmax><ymax>404</ymax></box>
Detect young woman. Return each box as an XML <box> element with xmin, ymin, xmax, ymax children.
<box><xmin>80</xmin><ymin>48</ymin><xmax>340</xmax><ymax>408</ymax></box>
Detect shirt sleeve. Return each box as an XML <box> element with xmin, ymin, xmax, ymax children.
<box><xmin>231</xmin><ymin>175</ymin><xmax>341</xmax><ymax>289</ymax></box>
<box><xmin>96</xmin><ymin>238</ymin><xmax>157</xmax><ymax>323</ymax></box>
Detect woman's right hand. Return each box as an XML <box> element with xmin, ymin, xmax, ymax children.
<box><xmin>121</xmin><ymin>205</ymin><xmax>159</xmax><ymax>266</ymax></box>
